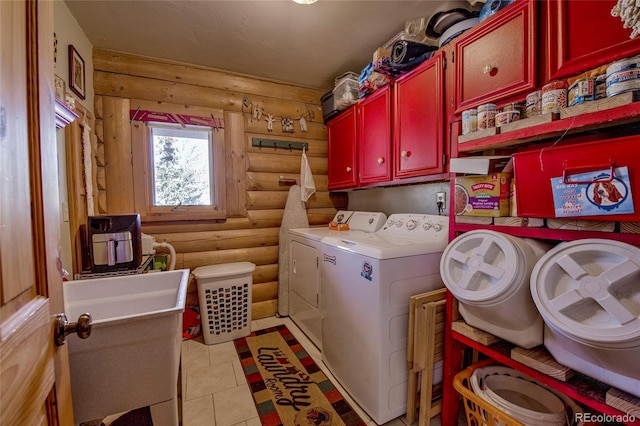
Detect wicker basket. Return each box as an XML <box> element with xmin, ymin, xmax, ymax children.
<box><xmin>453</xmin><ymin>363</ymin><xmax>525</xmax><ymax>426</ymax></box>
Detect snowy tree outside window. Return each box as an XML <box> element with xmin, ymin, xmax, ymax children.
<box><xmin>149</xmin><ymin>124</ymin><xmax>213</xmax><ymax>207</ymax></box>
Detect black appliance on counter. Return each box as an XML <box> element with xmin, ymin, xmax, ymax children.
<box><xmin>86</xmin><ymin>214</ymin><xmax>142</xmax><ymax>273</ymax></box>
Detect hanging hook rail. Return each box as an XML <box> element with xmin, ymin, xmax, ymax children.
<box><xmin>252</xmin><ymin>137</ymin><xmax>308</xmax><ymax>151</ymax></box>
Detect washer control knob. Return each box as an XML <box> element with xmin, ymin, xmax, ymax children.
<box><xmin>423</xmin><ymin>223</ymin><xmax>432</xmax><ymax>230</ymax></box>
<box><xmin>406</xmin><ymin>220</ymin><xmax>417</xmax><ymax>230</ymax></box>
<box><xmin>387</xmin><ymin>219</ymin><xmax>394</xmax><ymax>227</ymax></box>
<box><xmin>433</xmin><ymin>223</ymin><xmax>443</xmax><ymax>232</ymax></box>
<box><xmin>395</xmin><ymin>220</ymin><xmax>404</xmax><ymax>228</ymax></box>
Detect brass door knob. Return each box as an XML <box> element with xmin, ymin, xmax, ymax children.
<box><xmin>54</xmin><ymin>313</ymin><xmax>92</xmax><ymax>346</ymax></box>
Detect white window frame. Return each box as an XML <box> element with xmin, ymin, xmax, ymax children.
<box><xmin>131</xmin><ymin>120</ymin><xmax>226</xmax><ymax>222</ymax></box>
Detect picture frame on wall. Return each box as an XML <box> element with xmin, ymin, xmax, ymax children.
<box><xmin>68</xmin><ymin>45</ymin><xmax>86</xmax><ymax>100</ymax></box>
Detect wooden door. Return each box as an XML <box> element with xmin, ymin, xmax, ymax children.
<box><xmin>0</xmin><ymin>1</ymin><xmax>74</xmax><ymax>424</ymax></box>
<box><xmin>327</xmin><ymin>106</ymin><xmax>358</xmax><ymax>190</ymax></box>
<box><xmin>358</xmin><ymin>85</ymin><xmax>392</xmax><ymax>185</ymax></box>
<box><xmin>393</xmin><ymin>52</ymin><xmax>445</xmax><ymax>179</ymax></box>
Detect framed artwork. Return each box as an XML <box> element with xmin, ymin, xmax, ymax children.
<box><xmin>54</xmin><ymin>75</ymin><xmax>65</xmax><ymax>101</ymax></box>
<box><xmin>68</xmin><ymin>45</ymin><xmax>86</xmax><ymax>100</ymax></box>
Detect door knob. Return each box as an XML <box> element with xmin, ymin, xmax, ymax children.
<box><xmin>54</xmin><ymin>313</ymin><xmax>92</xmax><ymax>346</ymax></box>
<box><xmin>346</xmin><ymin>166</ymin><xmax>352</xmax><ymax>173</ymax></box>
<box><xmin>401</xmin><ymin>150</ymin><xmax>412</xmax><ymax>157</ymax></box>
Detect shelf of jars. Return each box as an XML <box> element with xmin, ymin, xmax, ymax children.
<box><xmin>456</xmin><ymin>91</ymin><xmax>640</xmax><ymax>153</ymax></box>
<box><xmin>450</xmin><ymin>317</ymin><xmax>640</xmax><ymax>425</ymax></box>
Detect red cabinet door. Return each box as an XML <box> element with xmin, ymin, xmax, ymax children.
<box><xmin>358</xmin><ymin>85</ymin><xmax>392</xmax><ymax>184</ymax></box>
<box><xmin>393</xmin><ymin>52</ymin><xmax>445</xmax><ymax>179</ymax></box>
<box><xmin>546</xmin><ymin>0</ymin><xmax>640</xmax><ymax>81</ymax></box>
<box><xmin>455</xmin><ymin>0</ymin><xmax>536</xmax><ymax>112</ymax></box>
<box><xmin>327</xmin><ymin>106</ymin><xmax>358</xmax><ymax>190</ymax></box>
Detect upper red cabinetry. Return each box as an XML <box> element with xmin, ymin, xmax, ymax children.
<box><xmin>327</xmin><ymin>106</ymin><xmax>357</xmax><ymax>191</ymax></box>
<box><xmin>545</xmin><ymin>0</ymin><xmax>640</xmax><ymax>81</ymax></box>
<box><xmin>393</xmin><ymin>51</ymin><xmax>445</xmax><ymax>179</ymax></box>
<box><xmin>454</xmin><ymin>0</ymin><xmax>537</xmax><ymax>113</ymax></box>
<box><xmin>358</xmin><ymin>85</ymin><xmax>392</xmax><ymax>184</ymax></box>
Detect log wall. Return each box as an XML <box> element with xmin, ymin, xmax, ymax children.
<box><xmin>89</xmin><ymin>49</ymin><xmax>347</xmax><ymax>319</ymax></box>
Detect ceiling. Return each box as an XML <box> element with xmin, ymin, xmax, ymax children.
<box><xmin>64</xmin><ymin>0</ymin><xmax>481</xmax><ymax>91</ymax></box>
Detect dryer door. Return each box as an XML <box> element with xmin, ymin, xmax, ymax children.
<box><xmin>290</xmin><ymin>240</ymin><xmax>319</xmax><ymax>307</ymax></box>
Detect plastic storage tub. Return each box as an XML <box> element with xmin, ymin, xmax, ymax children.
<box><xmin>333</xmin><ymin>75</ymin><xmax>359</xmax><ymax>111</ymax></box>
<box><xmin>440</xmin><ymin>230</ymin><xmax>550</xmax><ymax>348</ymax></box>
<box><xmin>193</xmin><ymin>262</ymin><xmax>256</xmax><ymax>345</ymax></box>
<box><xmin>530</xmin><ymin>239</ymin><xmax>640</xmax><ymax>398</ymax></box>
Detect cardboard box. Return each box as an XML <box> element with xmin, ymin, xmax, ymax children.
<box><xmin>455</xmin><ymin>173</ymin><xmax>511</xmax><ymax>217</ymax></box>
<box><xmin>449</xmin><ymin>156</ymin><xmax>511</xmax><ymax>174</ymax></box>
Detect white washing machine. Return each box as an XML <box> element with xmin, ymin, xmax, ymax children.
<box><xmin>288</xmin><ymin>211</ymin><xmax>387</xmax><ymax>350</ymax></box>
<box><xmin>320</xmin><ymin>213</ymin><xmax>449</xmax><ymax>425</ymax></box>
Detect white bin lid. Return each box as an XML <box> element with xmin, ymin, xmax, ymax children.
<box><xmin>193</xmin><ymin>262</ymin><xmax>256</xmax><ymax>279</ymax></box>
<box><xmin>440</xmin><ymin>230</ymin><xmax>522</xmax><ymax>303</ymax></box>
<box><xmin>530</xmin><ymin>239</ymin><xmax>640</xmax><ymax>346</ymax></box>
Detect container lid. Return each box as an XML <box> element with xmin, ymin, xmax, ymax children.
<box><xmin>530</xmin><ymin>239</ymin><xmax>640</xmax><ymax>346</ymax></box>
<box><xmin>193</xmin><ymin>262</ymin><xmax>256</xmax><ymax>279</ymax></box>
<box><xmin>440</xmin><ymin>230</ymin><xmax>522</xmax><ymax>303</ymax></box>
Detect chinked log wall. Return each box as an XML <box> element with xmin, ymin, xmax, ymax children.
<box><xmin>91</xmin><ymin>49</ymin><xmax>347</xmax><ymax>319</ymax></box>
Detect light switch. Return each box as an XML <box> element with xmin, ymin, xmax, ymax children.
<box><xmin>62</xmin><ymin>202</ymin><xmax>69</xmax><ymax>222</ymax></box>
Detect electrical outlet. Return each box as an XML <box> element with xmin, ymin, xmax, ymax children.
<box><xmin>436</xmin><ymin>192</ymin><xmax>446</xmax><ymax>205</ymax></box>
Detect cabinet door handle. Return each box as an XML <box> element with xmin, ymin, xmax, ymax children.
<box><xmin>483</xmin><ymin>65</ymin><xmax>498</xmax><ymax>76</ymax></box>
<box><xmin>401</xmin><ymin>150</ymin><xmax>412</xmax><ymax>157</ymax></box>
<box><xmin>346</xmin><ymin>166</ymin><xmax>352</xmax><ymax>173</ymax></box>
<box><xmin>377</xmin><ymin>157</ymin><xmax>385</xmax><ymax>164</ymax></box>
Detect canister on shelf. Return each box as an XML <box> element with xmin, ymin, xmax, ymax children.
<box><xmin>501</xmin><ymin>101</ymin><xmax>525</xmax><ymax>116</ymax></box>
<box><xmin>477</xmin><ymin>103</ymin><xmax>497</xmax><ymax>129</ymax></box>
<box><xmin>606</xmin><ymin>55</ymin><xmax>640</xmax><ymax>97</ymax></box>
<box><xmin>568</xmin><ymin>77</ymin><xmax>595</xmax><ymax>106</ymax></box>
<box><xmin>462</xmin><ymin>109</ymin><xmax>478</xmax><ymax>135</ymax></box>
<box><xmin>495</xmin><ymin>110</ymin><xmax>520</xmax><ymax>127</ymax></box>
<box><xmin>525</xmin><ymin>90</ymin><xmax>541</xmax><ymax>118</ymax></box>
<box><xmin>541</xmin><ymin>80</ymin><xmax>567</xmax><ymax>114</ymax></box>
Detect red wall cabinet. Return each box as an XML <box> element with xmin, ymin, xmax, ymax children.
<box><xmin>454</xmin><ymin>0</ymin><xmax>537</xmax><ymax>112</ymax></box>
<box><xmin>358</xmin><ymin>85</ymin><xmax>392</xmax><ymax>184</ymax></box>
<box><xmin>327</xmin><ymin>105</ymin><xmax>358</xmax><ymax>190</ymax></box>
<box><xmin>393</xmin><ymin>51</ymin><xmax>445</xmax><ymax>179</ymax></box>
<box><xmin>545</xmin><ymin>0</ymin><xmax>640</xmax><ymax>81</ymax></box>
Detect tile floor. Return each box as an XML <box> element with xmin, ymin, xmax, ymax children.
<box><xmin>180</xmin><ymin>315</ymin><xmax>462</xmax><ymax>426</ymax></box>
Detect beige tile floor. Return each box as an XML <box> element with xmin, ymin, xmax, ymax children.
<box><xmin>180</xmin><ymin>315</ymin><xmax>462</xmax><ymax>426</ymax></box>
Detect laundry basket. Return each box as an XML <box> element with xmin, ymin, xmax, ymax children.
<box><xmin>454</xmin><ymin>363</ymin><xmax>525</xmax><ymax>426</ymax></box>
<box><xmin>193</xmin><ymin>262</ymin><xmax>255</xmax><ymax>345</ymax></box>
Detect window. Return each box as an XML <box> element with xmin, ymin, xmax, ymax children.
<box><xmin>132</xmin><ymin>120</ymin><xmax>226</xmax><ymax>221</ymax></box>
<box><xmin>150</xmin><ymin>124</ymin><xmax>213</xmax><ymax>207</ymax></box>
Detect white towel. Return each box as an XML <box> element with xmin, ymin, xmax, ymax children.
<box><xmin>300</xmin><ymin>148</ymin><xmax>316</xmax><ymax>202</ymax></box>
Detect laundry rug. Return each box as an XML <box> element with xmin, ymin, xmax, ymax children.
<box><xmin>234</xmin><ymin>325</ymin><xmax>366</xmax><ymax>426</ymax></box>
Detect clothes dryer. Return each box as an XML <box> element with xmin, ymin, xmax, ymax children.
<box><xmin>288</xmin><ymin>211</ymin><xmax>386</xmax><ymax>349</ymax></box>
<box><xmin>320</xmin><ymin>213</ymin><xmax>448</xmax><ymax>424</ymax></box>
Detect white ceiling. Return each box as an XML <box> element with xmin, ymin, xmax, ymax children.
<box><xmin>63</xmin><ymin>0</ymin><xmax>480</xmax><ymax>91</ymax></box>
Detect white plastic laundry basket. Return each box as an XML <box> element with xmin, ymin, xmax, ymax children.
<box><xmin>440</xmin><ymin>230</ymin><xmax>550</xmax><ymax>348</ymax></box>
<box><xmin>193</xmin><ymin>262</ymin><xmax>256</xmax><ymax>345</ymax></box>
<box><xmin>530</xmin><ymin>239</ymin><xmax>640</xmax><ymax>398</ymax></box>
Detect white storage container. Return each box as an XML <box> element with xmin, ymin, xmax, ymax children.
<box><xmin>530</xmin><ymin>239</ymin><xmax>640</xmax><ymax>398</ymax></box>
<box><xmin>193</xmin><ymin>262</ymin><xmax>256</xmax><ymax>345</ymax></box>
<box><xmin>333</xmin><ymin>74</ymin><xmax>359</xmax><ymax>111</ymax></box>
<box><xmin>440</xmin><ymin>230</ymin><xmax>550</xmax><ymax>348</ymax></box>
